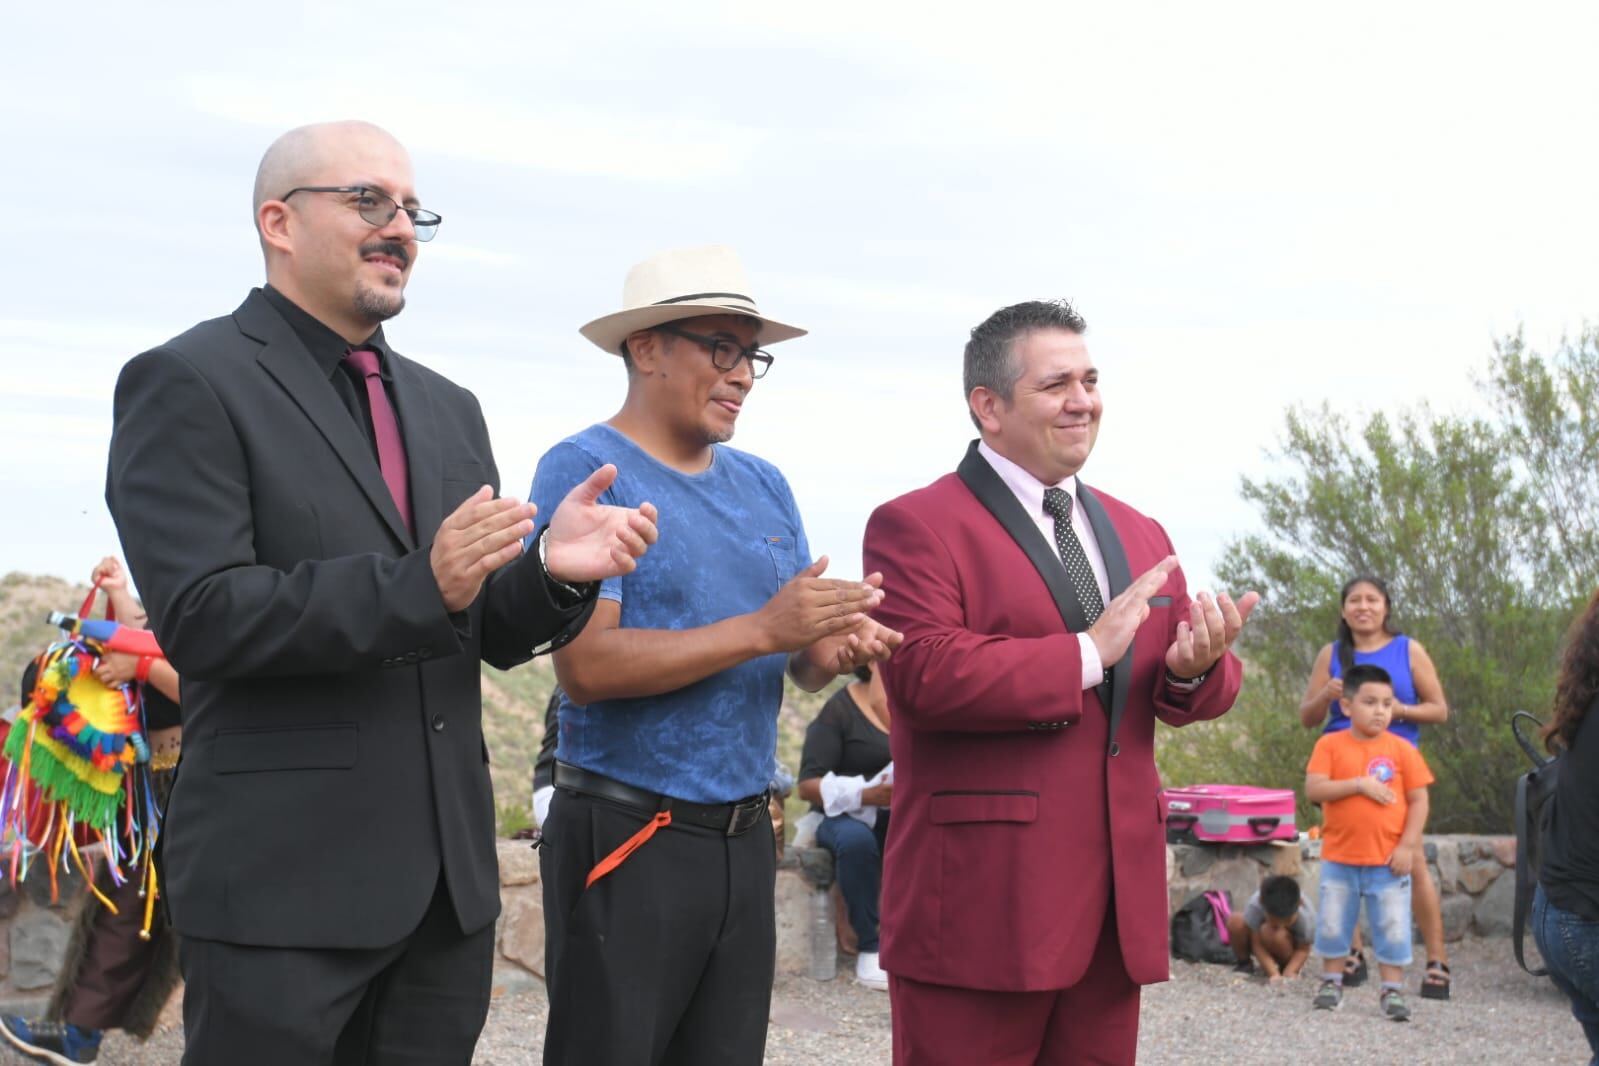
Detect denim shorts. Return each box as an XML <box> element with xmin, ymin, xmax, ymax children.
<box><xmin>1315</xmin><ymin>859</ymin><xmax>1413</xmax><ymax>966</ymax></box>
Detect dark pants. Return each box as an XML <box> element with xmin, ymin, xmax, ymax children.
<box><xmin>816</xmin><ymin>813</ymin><xmax>886</xmax><ymax>953</ymax></box>
<box><xmin>890</xmin><ymin>910</ymin><xmax>1140</xmax><ymax>1066</ymax></box>
<box><xmin>1533</xmin><ymin>883</ymin><xmax>1599</xmax><ymax>1065</ymax></box>
<box><xmin>179</xmin><ymin>874</ymin><xmax>493</xmax><ymax>1066</ymax></box>
<box><xmin>60</xmin><ymin>863</ymin><xmax>167</xmax><ymax>1031</ymax></box>
<box><xmin>540</xmin><ymin>788</ymin><xmax>777</xmax><ymax>1066</ymax></box>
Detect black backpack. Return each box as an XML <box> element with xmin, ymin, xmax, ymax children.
<box><xmin>1170</xmin><ymin>890</ymin><xmax>1237</xmax><ymax>965</ymax></box>
<box><xmin>1513</xmin><ymin>710</ymin><xmax>1560</xmax><ymax>977</ymax></box>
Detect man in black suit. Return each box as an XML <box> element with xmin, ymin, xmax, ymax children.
<box><xmin>105</xmin><ymin>120</ymin><xmax>658</xmax><ymax>1065</ymax></box>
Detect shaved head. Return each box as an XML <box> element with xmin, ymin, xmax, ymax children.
<box><xmin>252</xmin><ymin>120</ymin><xmax>403</xmax><ymax>232</ymax></box>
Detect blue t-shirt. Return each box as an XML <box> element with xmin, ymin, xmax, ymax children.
<box><xmin>1325</xmin><ymin>634</ymin><xmax>1421</xmax><ymax>746</ymax></box>
<box><xmin>528</xmin><ymin>423</ymin><xmax>811</xmax><ymax>803</ymax></box>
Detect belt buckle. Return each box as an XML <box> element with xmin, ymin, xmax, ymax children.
<box><xmin>726</xmin><ymin>795</ymin><xmax>766</xmax><ymax>836</ymax></box>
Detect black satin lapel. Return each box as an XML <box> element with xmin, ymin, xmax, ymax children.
<box><xmin>240</xmin><ymin>294</ymin><xmax>412</xmax><ymax>549</ymax></box>
<box><xmin>389</xmin><ymin>355</ymin><xmax>438</xmax><ymax>551</ymax></box>
<box><xmin>955</xmin><ymin>442</ymin><xmax>1090</xmax><ymax>635</ymax></box>
<box><xmin>1077</xmin><ymin>483</ymin><xmax>1133</xmax><ymax>745</ymax></box>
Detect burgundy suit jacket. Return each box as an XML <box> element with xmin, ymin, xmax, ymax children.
<box><xmin>861</xmin><ymin>443</ymin><xmax>1242</xmax><ymax>990</ymax></box>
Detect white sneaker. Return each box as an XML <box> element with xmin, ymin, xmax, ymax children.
<box><xmin>855</xmin><ymin>951</ymin><xmax>889</xmax><ymax>991</ymax></box>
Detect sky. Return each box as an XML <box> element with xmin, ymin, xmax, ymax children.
<box><xmin>4</xmin><ymin>1</ymin><xmax>1598</xmax><ymax>598</ymax></box>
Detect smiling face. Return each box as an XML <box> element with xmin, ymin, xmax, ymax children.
<box><xmin>1346</xmin><ymin>680</ymin><xmax>1395</xmax><ymax>737</ymax></box>
<box><xmin>1341</xmin><ymin>581</ymin><xmax>1390</xmax><ymax>639</ymax></box>
<box><xmin>972</xmin><ymin>327</ymin><xmax>1101</xmax><ymax>485</ymax></box>
<box><xmin>628</xmin><ymin>313</ymin><xmax>761</xmax><ymax>447</ymax></box>
<box><xmin>256</xmin><ymin>123</ymin><xmax>421</xmax><ymax>341</ymax></box>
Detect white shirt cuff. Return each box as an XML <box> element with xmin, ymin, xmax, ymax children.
<box><xmin>1078</xmin><ymin>633</ymin><xmax>1104</xmax><ymax>690</ymax></box>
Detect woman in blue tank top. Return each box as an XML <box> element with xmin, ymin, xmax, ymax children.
<box><xmin>1299</xmin><ymin>575</ymin><xmax>1454</xmax><ymax>1000</ymax></box>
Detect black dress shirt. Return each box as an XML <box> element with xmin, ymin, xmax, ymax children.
<box><xmin>262</xmin><ymin>284</ymin><xmax>396</xmax><ymax>462</ymax></box>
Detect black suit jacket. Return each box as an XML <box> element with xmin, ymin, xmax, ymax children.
<box><xmin>105</xmin><ymin>289</ymin><xmax>595</xmax><ymax>949</ymax></box>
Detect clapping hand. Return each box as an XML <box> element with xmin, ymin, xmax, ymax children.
<box><xmin>1087</xmin><ymin>557</ymin><xmax>1178</xmax><ymax>667</ymax></box>
<box><xmin>1164</xmin><ymin>589</ymin><xmax>1261</xmax><ymax>679</ymax></box>
<box><xmin>757</xmin><ymin>557</ymin><xmax>885</xmax><ymax>654</ymax></box>
<box><xmin>544</xmin><ymin>464</ymin><xmax>659</xmax><ymax>584</ymax></box>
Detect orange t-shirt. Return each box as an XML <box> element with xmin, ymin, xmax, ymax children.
<box><xmin>1307</xmin><ymin>729</ymin><xmax>1434</xmax><ymax>866</ymax></box>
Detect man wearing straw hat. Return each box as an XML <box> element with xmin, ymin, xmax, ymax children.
<box><xmin>530</xmin><ymin>245</ymin><xmax>901</xmax><ymax>1065</ymax></box>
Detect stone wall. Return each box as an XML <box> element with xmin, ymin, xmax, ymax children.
<box><xmin>1165</xmin><ymin>834</ymin><xmax>1520</xmax><ymax>941</ymax></box>
<box><xmin>0</xmin><ymin>834</ymin><xmax>1524</xmax><ymax>1012</ymax></box>
<box><xmin>0</xmin><ymin>858</ymin><xmax>87</xmax><ymax>1013</ymax></box>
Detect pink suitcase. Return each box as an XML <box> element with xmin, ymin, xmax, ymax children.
<box><xmin>1163</xmin><ymin>784</ymin><xmax>1297</xmax><ymax>844</ymax></box>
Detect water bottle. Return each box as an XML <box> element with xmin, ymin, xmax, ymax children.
<box><xmin>807</xmin><ymin>888</ymin><xmax>837</xmax><ymax>980</ymax></box>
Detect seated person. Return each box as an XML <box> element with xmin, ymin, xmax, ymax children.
<box><xmin>797</xmin><ymin>663</ymin><xmax>891</xmax><ymax>991</ymax></box>
<box><xmin>1305</xmin><ymin>663</ymin><xmax>1433</xmax><ymax>1022</ymax></box>
<box><xmin>1226</xmin><ymin>874</ymin><xmax>1315</xmax><ymax>982</ymax></box>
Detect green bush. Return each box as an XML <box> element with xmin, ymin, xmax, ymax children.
<box><xmin>1158</xmin><ymin>327</ymin><xmax>1599</xmax><ymax>833</ymax></box>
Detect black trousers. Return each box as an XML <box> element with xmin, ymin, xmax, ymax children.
<box><xmin>540</xmin><ymin>788</ymin><xmax>777</xmax><ymax>1066</ymax></box>
<box><xmin>178</xmin><ymin>873</ymin><xmax>494</xmax><ymax>1066</ymax></box>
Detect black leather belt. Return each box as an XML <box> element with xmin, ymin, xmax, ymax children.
<box><xmin>553</xmin><ymin>761</ymin><xmax>769</xmax><ymax>837</ymax></box>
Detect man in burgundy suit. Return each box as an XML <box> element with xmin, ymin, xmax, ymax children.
<box><xmin>862</xmin><ymin>300</ymin><xmax>1259</xmax><ymax>1065</ymax></box>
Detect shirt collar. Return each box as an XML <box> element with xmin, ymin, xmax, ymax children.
<box><xmin>977</xmin><ymin>439</ymin><xmax>1079</xmax><ymax>519</ymax></box>
<box><xmin>261</xmin><ymin>284</ymin><xmax>392</xmax><ymax>380</ymax></box>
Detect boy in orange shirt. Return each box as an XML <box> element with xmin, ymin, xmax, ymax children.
<box><xmin>1305</xmin><ymin>663</ymin><xmax>1433</xmax><ymax>1021</ymax></box>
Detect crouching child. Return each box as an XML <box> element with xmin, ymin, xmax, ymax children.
<box><xmin>1227</xmin><ymin>874</ymin><xmax>1315</xmax><ymax>982</ymax></box>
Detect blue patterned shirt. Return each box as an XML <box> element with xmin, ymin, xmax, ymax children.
<box><xmin>528</xmin><ymin>423</ymin><xmax>811</xmax><ymax>803</ymax></box>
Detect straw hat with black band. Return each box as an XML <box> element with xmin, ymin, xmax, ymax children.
<box><xmin>579</xmin><ymin>245</ymin><xmax>806</xmax><ymax>355</ymax></box>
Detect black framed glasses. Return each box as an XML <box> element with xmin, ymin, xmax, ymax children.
<box><xmin>281</xmin><ymin>186</ymin><xmax>443</xmax><ymax>242</ymax></box>
<box><xmin>656</xmin><ymin>325</ymin><xmax>774</xmax><ymax>379</ymax></box>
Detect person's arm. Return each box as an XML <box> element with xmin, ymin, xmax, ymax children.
<box><xmin>796</xmin><ymin>704</ymin><xmax>844</xmax><ymax>809</ymax></box>
<box><xmin>788</xmin><ymin>610</ymin><xmax>901</xmax><ymax>693</ymax></box>
<box><xmin>92</xmin><ymin>651</ymin><xmax>180</xmax><ymax>703</ymax></box>
<box><xmin>1283</xmin><ymin>938</ymin><xmax>1312</xmax><ymax>978</ymax></box>
<box><xmin>554</xmin><ymin>559</ymin><xmax>878</xmax><ymax>705</ymax></box>
<box><xmin>1390</xmin><ymin>787</ymin><xmax>1429</xmax><ymax>875</ymax></box>
<box><xmin>91</xmin><ymin>557</ymin><xmax>148</xmax><ymax>628</ymax></box>
<box><xmin>1252</xmin><ymin>931</ymin><xmax>1282</xmax><ymax>978</ymax></box>
<box><xmin>1305</xmin><ymin>772</ymin><xmax>1393</xmax><ymax>805</ymax></box>
<box><xmin>143</xmin><ymin>658</ymin><xmax>181</xmax><ymax>703</ymax></box>
<box><xmin>107</xmin><ymin>348</ymin><xmax>479</xmax><ymax>681</ymax></box>
<box><xmin>863</xmin><ymin>499</ymin><xmax>1095</xmax><ymax>732</ymax></box>
<box><xmin>1393</xmin><ymin>640</ymin><xmax>1449</xmax><ymax>725</ymax></box>
<box><xmin>1298</xmin><ymin>644</ymin><xmax>1340</xmax><ymax>728</ymax></box>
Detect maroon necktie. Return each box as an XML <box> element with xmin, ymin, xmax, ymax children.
<box><xmin>344</xmin><ymin>346</ymin><xmax>413</xmax><ymax>537</ymax></box>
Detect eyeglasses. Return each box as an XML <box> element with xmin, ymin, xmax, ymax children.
<box><xmin>656</xmin><ymin>325</ymin><xmax>774</xmax><ymax>379</ymax></box>
<box><xmin>280</xmin><ymin>186</ymin><xmax>443</xmax><ymax>242</ymax></box>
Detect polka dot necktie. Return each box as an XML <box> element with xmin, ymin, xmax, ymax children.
<box><xmin>1042</xmin><ymin>487</ymin><xmax>1104</xmax><ymax>626</ymax></box>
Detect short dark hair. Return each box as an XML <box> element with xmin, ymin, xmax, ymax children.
<box><xmin>1260</xmin><ymin>875</ymin><xmax>1301</xmax><ymax>920</ymax></box>
<box><xmin>1343</xmin><ymin>663</ymin><xmax>1393</xmax><ymax>697</ymax></box>
<box><xmin>852</xmin><ymin>665</ymin><xmax>873</xmax><ymax>683</ymax></box>
<box><xmin>963</xmin><ymin>299</ymin><xmax>1087</xmax><ymax>430</ymax></box>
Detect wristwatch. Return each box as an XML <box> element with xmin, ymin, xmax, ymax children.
<box><xmin>1164</xmin><ymin>668</ymin><xmax>1208</xmax><ymax>693</ymax></box>
<box><xmin>536</xmin><ymin>526</ymin><xmax>592</xmax><ymax>604</ymax></box>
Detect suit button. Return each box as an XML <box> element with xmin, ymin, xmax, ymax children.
<box><xmin>431</xmin><ymin>715</ymin><xmax>445</xmax><ymax>732</ymax></box>
<box><xmin>1109</xmin><ymin>742</ymin><xmax>1120</xmax><ymax>757</ymax></box>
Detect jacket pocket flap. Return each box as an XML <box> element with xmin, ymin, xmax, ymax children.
<box><xmin>214</xmin><ymin>723</ymin><xmax>358</xmax><ymax>774</ymax></box>
<box><xmin>930</xmin><ymin>791</ymin><xmax>1038</xmax><ymax>825</ymax></box>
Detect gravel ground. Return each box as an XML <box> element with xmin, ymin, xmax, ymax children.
<box><xmin>43</xmin><ymin>937</ymin><xmax>1590</xmax><ymax>1064</ymax></box>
